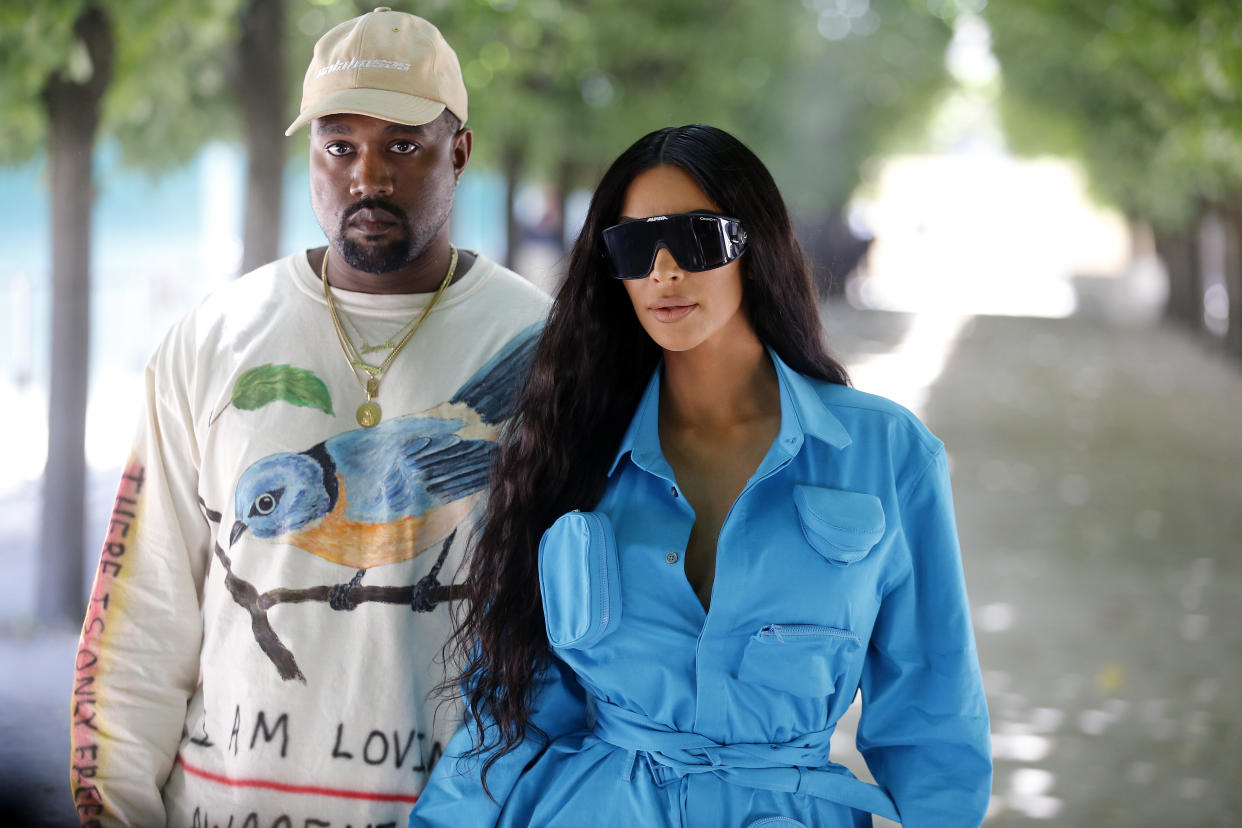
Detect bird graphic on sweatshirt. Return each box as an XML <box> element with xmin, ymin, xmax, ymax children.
<box><xmin>229</xmin><ymin>327</ymin><xmax>538</xmax><ymax>571</ymax></box>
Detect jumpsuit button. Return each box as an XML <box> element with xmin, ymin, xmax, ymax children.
<box><xmin>666</xmin><ymin>551</ymin><xmax>679</xmax><ymax>564</ymax></box>
<box><xmin>670</xmin><ymin>486</ymin><xmax>679</xmax><ymax>498</ymax></box>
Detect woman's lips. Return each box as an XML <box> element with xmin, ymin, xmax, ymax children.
<box><xmin>650</xmin><ymin>301</ymin><xmax>697</xmax><ymax>323</ymax></box>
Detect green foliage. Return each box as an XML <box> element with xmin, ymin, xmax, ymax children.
<box><xmin>985</xmin><ymin>0</ymin><xmax>1242</xmax><ymax>230</ymax></box>
<box><xmin>749</xmin><ymin>0</ymin><xmax>954</xmax><ymax>212</ymax></box>
<box><xmin>0</xmin><ymin>0</ymin><xmax>246</xmax><ymax>169</ymax></box>
<box><xmin>0</xmin><ymin>1</ymin><xmax>84</xmax><ymax>163</ymax></box>
<box><xmin>3</xmin><ymin>0</ymin><xmax>956</xmax><ymax>214</ymax></box>
<box><xmin>385</xmin><ymin>0</ymin><xmax>954</xmax><ymax>212</ymax></box>
<box><xmin>107</xmin><ymin>0</ymin><xmax>245</xmax><ymax>170</ymax></box>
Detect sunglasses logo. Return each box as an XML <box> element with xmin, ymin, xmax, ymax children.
<box><xmin>644</xmin><ymin>216</ymin><xmax>669</xmax><ymax>222</ymax></box>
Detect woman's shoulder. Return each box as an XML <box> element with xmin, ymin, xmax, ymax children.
<box><xmin>802</xmin><ymin>376</ymin><xmax>944</xmax><ymax>459</ymax></box>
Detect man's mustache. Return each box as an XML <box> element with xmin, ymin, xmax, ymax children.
<box><xmin>342</xmin><ymin>198</ymin><xmax>409</xmax><ymax>224</ymax></box>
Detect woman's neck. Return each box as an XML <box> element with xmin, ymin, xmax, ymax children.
<box><xmin>660</xmin><ymin>327</ymin><xmax>780</xmax><ymax>431</ymax></box>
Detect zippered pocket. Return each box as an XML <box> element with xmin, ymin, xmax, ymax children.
<box><xmin>538</xmin><ymin>510</ymin><xmax>622</xmax><ymax>649</ymax></box>
<box><xmin>754</xmin><ymin>623</ymin><xmax>860</xmax><ymax>645</ymax></box>
<box><xmin>739</xmin><ymin>622</ymin><xmax>862</xmax><ymax>697</ymax></box>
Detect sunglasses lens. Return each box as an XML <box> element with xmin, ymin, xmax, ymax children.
<box><xmin>603</xmin><ymin>215</ymin><xmax>746</xmax><ymax>279</ymax></box>
<box><xmin>603</xmin><ymin>223</ymin><xmax>658</xmax><ymax>279</ymax></box>
<box><xmin>689</xmin><ymin>215</ymin><xmax>729</xmax><ymax>269</ymax></box>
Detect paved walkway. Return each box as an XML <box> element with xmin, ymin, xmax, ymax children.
<box><xmin>915</xmin><ymin>307</ymin><xmax>1242</xmax><ymax>826</ymax></box>
<box><xmin>3</xmin><ymin>289</ymin><xmax>1240</xmax><ymax>826</ymax></box>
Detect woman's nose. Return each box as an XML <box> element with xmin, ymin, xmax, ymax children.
<box><xmin>649</xmin><ymin>246</ymin><xmax>683</xmax><ymax>283</ymax></box>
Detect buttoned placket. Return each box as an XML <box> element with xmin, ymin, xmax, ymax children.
<box><xmin>690</xmin><ymin>435</ymin><xmax>799</xmax><ymax>738</ymax></box>
<box><xmin>609</xmin><ymin>354</ymin><xmax>820</xmax><ymax>735</ymax></box>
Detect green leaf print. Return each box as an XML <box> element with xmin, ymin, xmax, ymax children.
<box><xmin>232</xmin><ymin>365</ymin><xmax>334</xmax><ymax>416</ymax></box>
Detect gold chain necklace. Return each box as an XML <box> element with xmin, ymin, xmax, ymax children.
<box><xmin>340</xmin><ymin>303</ymin><xmax>419</xmax><ymax>356</ymax></box>
<box><xmin>321</xmin><ymin>246</ymin><xmax>457</xmax><ymax>428</ymax></box>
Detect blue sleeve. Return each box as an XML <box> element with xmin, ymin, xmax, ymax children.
<box><xmin>409</xmin><ymin>654</ymin><xmax>588</xmax><ymax>827</ymax></box>
<box><xmin>857</xmin><ymin>448</ymin><xmax>992</xmax><ymax>826</ymax></box>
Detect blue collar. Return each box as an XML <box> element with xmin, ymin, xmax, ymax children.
<box><xmin>607</xmin><ymin>346</ymin><xmax>852</xmax><ymax>479</ymax></box>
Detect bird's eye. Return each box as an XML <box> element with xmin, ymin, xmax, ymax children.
<box><xmin>250</xmin><ymin>488</ymin><xmax>284</xmax><ymax>517</ymax></box>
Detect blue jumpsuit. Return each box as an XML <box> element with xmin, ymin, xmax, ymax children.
<box><xmin>410</xmin><ymin>349</ymin><xmax>992</xmax><ymax>827</ymax></box>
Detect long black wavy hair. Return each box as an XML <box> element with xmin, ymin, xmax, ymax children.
<box><xmin>448</xmin><ymin>124</ymin><xmax>850</xmax><ymax>786</ymax></box>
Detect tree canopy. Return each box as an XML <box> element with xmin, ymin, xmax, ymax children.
<box><xmin>4</xmin><ymin>0</ymin><xmax>957</xmax><ymax>215</ymax></box>
<box><xmin>417</xmin><ymin>0</ymin><xmax>953</xmax><ymax>212</ymax></box>
<box><xmin>985</xmin><ymin>0</ymin><xmax>1242</xmax><ymax>230</ymax></box>
<box><xmin>0</xmin><ymin>0</ymin><xmax>247</xmax><ymax>170</ymax></box>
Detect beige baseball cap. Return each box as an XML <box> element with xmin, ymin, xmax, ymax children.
<box><xmin>285</xmin><ymin>7</ymin><xmax>467</xmax><ymax>136</ymax></box>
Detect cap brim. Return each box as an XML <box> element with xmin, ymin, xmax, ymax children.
<box><xmin>285</xmin><ymin>88</ymin><xmax>448</xmax><ymax>135</ymax></box>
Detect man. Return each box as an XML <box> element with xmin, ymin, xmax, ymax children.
<box><xmin>70</xmin><ymin>9</ymin><xmax>549</xmax><ymax>826</ymax></box>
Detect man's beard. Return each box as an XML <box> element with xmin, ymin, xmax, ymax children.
<box><xmin>334</xmin><ymin>198</ymin><xmax>431</xmax><ymax>275</ymax></box>
<box><xmin>338</xmin><ymin>232</ymin><xmax>412</xmax><ymax>275</ymax></box>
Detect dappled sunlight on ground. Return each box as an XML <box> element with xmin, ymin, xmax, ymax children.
<box><xmin>845</xmin><ymin>310</ymin><xmax>972</xmax><ymax>417</ymax></box>
<box><xmin>929</xmin><ymin>314</ymin><xmax>1241</xmax><ymax>825</ymax></box>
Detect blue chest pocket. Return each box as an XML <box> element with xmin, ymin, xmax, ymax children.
<box><xmin>538</xmin><ymin>511</ymin><xmax>622</xmax><ymax>649</ymax></box>
<box><xmin>793</xmin><ymin>485</ymin><xmax>886</xmax><ymax>565</ymax></box>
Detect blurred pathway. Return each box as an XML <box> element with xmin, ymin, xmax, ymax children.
<box><xmin>0</xmin><ymin>468</ymin><xmax>115</xmax><ymax>827</ymax></box>
<box><xmin>827</xmin><ymin>300</ymin><xmax>1241</xmax><ymax>826</ymax></box>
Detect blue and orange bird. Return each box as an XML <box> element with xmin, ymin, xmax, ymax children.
<box><xmin>229</xmin><ymin>327</ymin><xmax>539</xmax><ymax>576</ymax></box>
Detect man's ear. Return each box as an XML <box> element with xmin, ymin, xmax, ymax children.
<box><xmin>452</xmin><ymin>126</ymin><xmax>473</xmax><ymax>180</ymax></box>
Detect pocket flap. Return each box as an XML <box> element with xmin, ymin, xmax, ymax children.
<box><xmin>793</xmin><ymin>485</ymin><xmax>885</xmax><ymax>565</ymax></box>
<box><xmin>538</xmin><ymin>511</ymin><xmax>622</xmax><ymax>649</ymax></box>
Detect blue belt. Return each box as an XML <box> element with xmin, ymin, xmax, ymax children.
<box><xmin>592</xmin><ymin>698</ymin><xmax>901</xmax><ymax>822</ymax></box>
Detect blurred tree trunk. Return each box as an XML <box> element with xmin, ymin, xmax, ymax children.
<box><xmin>236</xmin><ymin>0</ymin><xmax>286</xmax><ymax>276</ymax></box>
<box><xmin>1220</xmin><ymin>199</ymin><xmax>1242</xmax><ymax>359</ymax></box>
<box><xmin>502</xmin><ymin>143</ymin><xmax>525</xmax><ymax>269</ymax></box>
<box><xmin>38</xmin><ymin>5</ymin><xmax>113</xmax><ymax>625</ymax></box>
<box><xmin>545</xmin><ymin>157</ymin><xmax>577</xmax><ymax>292</ymax></box>
<box><xmin>796</xmin><ymin>208</ymin><xmax>872</xmax><ymax>299</ymax></box>
<box><xmin>1155</xmin><ymin>223</ymin><xmax>1202</xmax><ymax>331</ymax></box>
<box><xmin>553</xmin><ymin>157</ymin><xmax>578</xmax><ymax>259</ymax></box>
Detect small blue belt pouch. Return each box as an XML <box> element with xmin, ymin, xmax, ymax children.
<box><xmin>539</xmin><ymin>510</ymin><xmax>623</xmax><ymax>649</ymax></box>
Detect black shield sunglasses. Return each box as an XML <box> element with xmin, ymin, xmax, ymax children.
<box><xmin>602</xmin><ymin>213</ymin><xmax>749</xmax><ymax>280</ymax></box>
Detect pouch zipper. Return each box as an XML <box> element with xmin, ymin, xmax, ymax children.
<box><xmin>579</xmin><ymin>511</ymin><xmax>613</xmax><ymax>633</ymax></box>
<box><xmin>757</xmin><ymin>623</ymin><xmax>859</xmax><ymax>644</ymax></box>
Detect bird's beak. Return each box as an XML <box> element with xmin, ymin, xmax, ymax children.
<box><xmin>230</xmin><ymin>520</ymin><xmax>247</xmax><ymax>547</ymax></box>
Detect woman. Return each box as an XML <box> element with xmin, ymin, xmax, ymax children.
<box><xmin>411</xmin><ymin>125</ymin><xmax>991</xmax><ymax>827</ymax></box>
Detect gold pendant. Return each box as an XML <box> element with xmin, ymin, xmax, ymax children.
<box><xmin>356</xmin><ymin>400</ymin><xmax>382</xmax><ymax>428</ymax></box>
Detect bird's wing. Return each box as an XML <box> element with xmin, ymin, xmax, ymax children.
<box><xmin>449</xmin><ymin>323</ymin><xmax>542</xmax><ymax>425</ymax></box>
<box><xmin>398</xmin><ymin>434</ymin><xmax>494</xmax><ymax>504</ymax></box>
<box><xmin>369</xmin><ymin>435</ymin><xmax>435</xmax><ymax>514</ymax></box>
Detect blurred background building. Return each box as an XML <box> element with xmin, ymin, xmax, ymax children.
<box><xmin>2</xmin><ymin>0</ymin><xmax>1240</xmax><ymax>824</ymax></box>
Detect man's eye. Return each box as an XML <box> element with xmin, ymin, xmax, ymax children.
<box><xmin>325</xmin><ymin>142</ymin><xmax>352</xmax><ymax>157</ymax></box>
<box><xmin>390</xmin><ymin>140</ymin><xmax>418</xmax><ymax>154</ymax></box>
